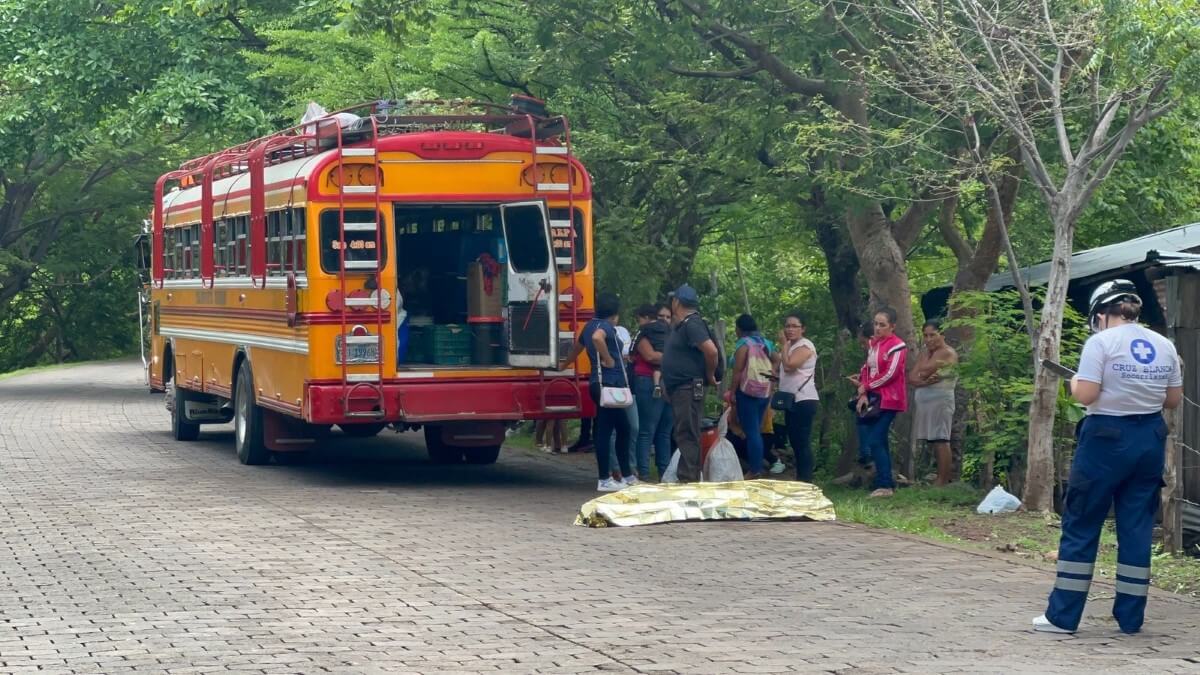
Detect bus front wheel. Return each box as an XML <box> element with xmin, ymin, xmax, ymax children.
<box><xmin>169</xmin><ymin>381</ymin><xmax>200</xmax><ymax>442</ymax></box>
<box><xmin>234</xmin><ymin>365</ymin><xmax>270</xmax><ymax>466</ymax></box>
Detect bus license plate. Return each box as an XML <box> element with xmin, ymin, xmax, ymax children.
<box><xmin>335</xmin><ymin>335</ymin><xmax>380</xmax><ymax>364</ymax></box>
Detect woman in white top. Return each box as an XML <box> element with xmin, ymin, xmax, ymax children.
<box><xmin>776</xmin><ymin>312</ymin><xmax>819</xmax><ymax>481</ymax></box>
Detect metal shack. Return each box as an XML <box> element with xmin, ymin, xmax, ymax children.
<box><xmin>925</xmin><ymin>222</ymin><xmax>1200</xmax><ymax>551</ymax></box>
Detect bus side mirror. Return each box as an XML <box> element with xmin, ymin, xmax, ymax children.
<box><xmin>133</xmin><ymin>233</ymin><xmax>151</xmax><ymax>284</ymax></box>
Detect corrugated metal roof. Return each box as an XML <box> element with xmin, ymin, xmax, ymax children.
<box><xmin>985</xmin><ymin>222</ymin><xmax>1200</xmax><ymax>291</ymax></box>
<box><xmin>1185</xmin><ymin>502</ymin><xmax>1200</xmax><ymax>536</ymax></box>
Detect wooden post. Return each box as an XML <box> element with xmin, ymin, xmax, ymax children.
<box><xmin>1163</xmin><ymin>404</ymin><xmax>1182</xmax><ymax>553</ymax></box>
<box><xmin>1161</xmin><ymin>273</ymin><xmax>1197</xmax><ymax>554</ymax></box>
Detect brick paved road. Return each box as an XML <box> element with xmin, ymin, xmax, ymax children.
<box><xmin>1</xmin><ymin>361</ymin><xmax>1199</xmax><ymax>674</ymax></box>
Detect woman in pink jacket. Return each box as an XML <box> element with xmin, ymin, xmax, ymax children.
<box><xmin>855</xmin><ymin>307</ymin><xmax>908</xmax><ymax>498</ymax></box>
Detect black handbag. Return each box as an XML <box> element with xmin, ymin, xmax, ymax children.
<box><xmin>769</xmin><ymin>391</ymin><xmax>795</xmax><ymax>411</ymax></box>
<box><xmin>770</xmin><ymin>373</ymin><xmax>813</xmax><ymax>411</ymax></box>
<box><xmin>847</xmin><ymin>391</ymin><xmax>883</xmax><ymax>421</ymax></box>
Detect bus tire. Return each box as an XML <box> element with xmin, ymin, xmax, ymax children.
<box><xmin>339</xmin><ymin>422</ymin><xmax>387</xmax><ymax>438</ymax></box>
<box><xmin>424</xmin><ymin>426</ymin><xmax>463</xmax><ymax>464</ymax></box>
<box><xmin>463</xmin><ymin>445</ymin><xmax>501</xmax><ymax>465</ymax></box>
<box><xmin>169</xmin><ymin>382</ymin><xmax>200</xmax><ymax>442</ymax></box>
<box><xmin>234</xmin><ymin>365</ymin><xmax>270</xmax><ymax>466</ymax></box>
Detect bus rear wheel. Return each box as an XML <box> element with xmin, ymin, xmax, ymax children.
<box><xmin>424</xmin><ymin>425</ymin><xmax>463</xmax><ymax>464</ymax></box>
<box><xmin>234</xmin><ymin>365</ymin><xmax>270</xmax><ymax>466</ymax></box>
<box><xmin>169</xmin><ymin>381</ymin><xmax>200</xmax><ymax>442</ymax></box>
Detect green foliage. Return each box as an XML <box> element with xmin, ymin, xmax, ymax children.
<box><xmin>946</xmin><ymin>291</ymin><xmax>1089</xmax><ymax>486</ymax></box>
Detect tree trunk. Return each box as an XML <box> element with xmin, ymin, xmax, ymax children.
<box><xmin>810</xmin><ymin>191</ymin><xmax>864</xmax><ymax>333</ymax></box>
<box><xmin>733</xmin><ymin>234</ymin><xmax>752</xmax><ymax>315</ymax></box>
<box><xmin>1023</xmin><ymin>213</ymin><xmax>1075</xmax><ymax>512</ymax></box>
<box><xmin>845</xmin><ymin>203</ymin><xmax>915</xmax><ymax>340</ymax></box>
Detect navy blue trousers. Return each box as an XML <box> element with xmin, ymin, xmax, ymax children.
<box><xmin>1045</xmin><ymin>413</ymin><xmax>1166</xmax><ymax>633</ymax></box>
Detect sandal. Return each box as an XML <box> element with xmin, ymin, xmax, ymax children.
<box><xmin>868</xmin><ymin>488</ymin><xmax>895</xmax><ymax>498</ymax></box>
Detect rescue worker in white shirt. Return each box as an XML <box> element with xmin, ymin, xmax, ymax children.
<box><xmin>1034</xmin><ymin>280</ymin><xmax>1183</xmax><ymax>635</ymax></box>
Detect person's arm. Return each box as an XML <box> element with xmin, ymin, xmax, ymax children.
<box><xmin>1071</xmin><ymin>337</ymin><xmax>1104</xmax><ymax>405</ymax></box>
<box><xmin>592</xmin><ymin>328</ymin><xmax>615</xmax><ymax>369</ymax></box>
<box><xmin>783</xmin><ymin>343</ymin><xmax>814</xmax><ymax>374</ymax></box>
<box><xmin>908</xmin><ymin>353</ymin><xmax>930</xmax><ymax>387</ymax></box>
<box><xmin>559</xmin><ymin>338</ymin><xmax>586</xmax><ymax>370</ymax></box>
<box><xmin>699</xmin><ymin>339</ymin><xmax>719</xmax><ymax>386</ymax></box>
<box><xmin>1165</xmin><ymin>351</ymin><xmax>1185</xmax><ymax>409</ymax></box>
<box><xmin>732</xmin><ymin>344</ymin><xmax>748</xmax><ymax>389</ymax></box>
<box><xmin>636</xmin><ymin>336</ymin><xmax>662</xmax><ymax>365</ymax></box>
<box><xmin>925</xmin><ymin>347</ymin><xmax>959</xmax><ymax>384</ymax></box>
<box><xmin>867</xmin><ymin>344</ymin><xmax>906</xmax><ymax>390</ymax></box>
<box><xmin>1165</xmin><ymin>386</ymin><xmax>1184</xmax><ymax>409</ymax></box>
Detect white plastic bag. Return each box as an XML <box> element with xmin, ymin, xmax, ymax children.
<box><xmin>300</xmin><ymin>101</ymin><xmax>361</xmax><ymax>133</ymax></box>
<box><xmin>976</xmin><ymin>485</ymin><xmax>1021</xmax><ymax>514</ymax></box>
<box><xmin>703</xmin><ymin>410</ymin><xmax>743</xmax><ymax>482</ymax></box>
<box><xmin>661</xmin><ymin>450</ymin><xmax>682</xmax><ymax>484</ymax></box>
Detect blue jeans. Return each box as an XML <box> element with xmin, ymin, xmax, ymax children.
<box><xmin>735</xmin><ymin>390</ymin><xmax>770</xmax><ymax>474</ymax></box>
<box><xmin>855</xmin><ymin>418</ymin><xmax>870</xmax><ymax>464</ymax></box>
<box><xmin>633</xmin><ymin>375</ymin><xmax>673</xmax><ymax>476</ymax></box>
<box><xmin>607</xmin><ymin>403</ymin><xmax>639</xmax><ymax>476</ymax></box>
<box><xmin>590</xmin><ymin>383</ymin><xmax>632</xmax><ymax>480</ymax></box>
<box><xmin>862</xmin><ymin>410</ymin><xmax>898</xmax><ymax>489</ymax></box>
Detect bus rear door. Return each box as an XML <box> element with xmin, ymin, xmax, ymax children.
<box><xmin>499</xmin><ymin>201</ymin><xmax>557</xmax><ymax>369</ymax></box>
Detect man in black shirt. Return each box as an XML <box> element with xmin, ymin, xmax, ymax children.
<box><xmin>661</xmin><ymin>284</ymin><xmax>720</xmax><ymax>482</ymax></box>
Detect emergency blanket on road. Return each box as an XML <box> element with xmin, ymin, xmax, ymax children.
<box><xmin>574</xmin><ymin>479</ymin><xmax>836</xmax><ymax>528</ymax></box>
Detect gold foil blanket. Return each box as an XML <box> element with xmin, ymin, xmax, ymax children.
<box><xmin>574</xmin><ymin>479</ymin><xmax>837</xmax><ymax>528</ymax></box>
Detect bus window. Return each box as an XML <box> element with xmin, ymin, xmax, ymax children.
<box><xmin>215</xmin><ymin>220</ymin><xmax>230</xmax><ymax>275</ymax></box>
<box><xmin>502</xmin><ymin>203</ymin><xmax>551</xmax><ymax>273</ymax></box>
<box><xmin>319</xmin><ymin>209</ymin><xmax>387</xmax><ymax>273</ymax></box>
<box><xmin>548</xmin><ymin>207</ymin><xmax>586</xmax><ymax>271</ymax></box>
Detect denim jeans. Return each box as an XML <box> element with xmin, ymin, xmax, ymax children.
<box><xmin>785</xmin><ymin>399</ymin><xmax>819</xmax><ymax>482</ymax></box>
<box><xmin>607</xmin><ymin>403</ymin><xmax>639</xmax><ymax>476</ymax></box>
<box><xmin>590</xmin><ymin>382</ymin><xmax>632</xmax><ymax>480</ymax></box>
<box><xmin>862</xmin><ymin>410</ymin><xmax>898</xmax><ymax>489</ymax></box>
<box><xmin>735</xmin><ymin>390</ymin><xmax>770</xmax><ymax>474</ymax></box>
<box><xmin>633</xmin><ymin>375</ymin><xmax>673</xmax><ymax>477</ymax></box>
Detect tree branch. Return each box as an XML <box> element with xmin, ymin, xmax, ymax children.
<box><xmin>665</xmin><ymin>64</ymin><xmax>762</xmax><ymax>79</ymax></box>
<box><xmin>892</xmin><ymin>191</ymin><xmax>943</xmax><ymax>251</ymax></box>
<box><xmin>674</xmin><ymin>0</ymin><xmax>831</xmax><ymax>99</ymax></box>
<box><xmin>936</xmin><ymin>195</ymin><xmax>972</xmax><ymax>264</ymax></box>
<box><xmin>1051</xmin><ymin>47</ymin><xmax>1074</xmax><ymax>164</ymax></box>
<box><xmin>224</xmin><ymin>13</ymin><xmax>267</xmax><ymax>51</ymax></box>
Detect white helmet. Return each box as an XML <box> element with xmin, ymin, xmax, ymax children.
<box><xmin>1088</xmin><ymin>279</ymin><xmax>1141</xmax><ymax>332</ymax></box>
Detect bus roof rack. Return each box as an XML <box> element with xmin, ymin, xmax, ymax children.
<box><xmin>167</xmin><ymin>97</ymin><xmax>567</xmax><ymax>185</ymax></box>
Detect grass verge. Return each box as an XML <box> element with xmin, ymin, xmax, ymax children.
<box><xmin>824</xmin><ymin>483</ymin><xmax>1200</xmax><ymax>598</ymax></box>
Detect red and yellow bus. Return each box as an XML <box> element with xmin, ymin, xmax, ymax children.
<box><xmin>141</xmin><ymin>99</ymin><xmax>594</xmax><ymax>465</ymax></box>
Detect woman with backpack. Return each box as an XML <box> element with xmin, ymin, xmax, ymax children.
<box><xmin>731</xmin><ymin>314</ymin><xmax>774</xmax><ymax>479</ymax></box>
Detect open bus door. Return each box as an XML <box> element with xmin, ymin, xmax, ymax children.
<box><xmin>133</xmin><ymin>230</ymin><xmax>154</xmax><ymax>386</ymax></box>
<box><xmin>499</xmin><ymin>201</ymin><xmax>558</xmax><ymax>369</ymax></box>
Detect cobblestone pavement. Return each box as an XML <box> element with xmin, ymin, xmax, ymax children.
<box><xmin>1</xmin><ymin>361</ymin><xmax>1199</xmax><ymax>674</ymax></box>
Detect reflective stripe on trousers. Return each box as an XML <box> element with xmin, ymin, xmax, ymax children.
<box><xmin>1045</xmin><ymin>413</ymin><xmax>1165</xmax><ymax>634</ymax></box>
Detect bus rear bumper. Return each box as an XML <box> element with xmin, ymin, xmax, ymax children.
<box><xmin>304</xmin><ymin>377</ymin><xmax>594</xmax><ymax>425</ymax></box>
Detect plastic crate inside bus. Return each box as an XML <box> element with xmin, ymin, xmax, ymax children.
<box><xmin>422</xmin><ymin>324</ymin><xmax>472</xmax><ymax>365</ymax></box>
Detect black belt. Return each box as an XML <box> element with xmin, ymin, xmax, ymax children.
<box><xmin>1086</xmin><ymin>412</ymin><xmax>1163</xmax><ymax>422</ymax></box>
